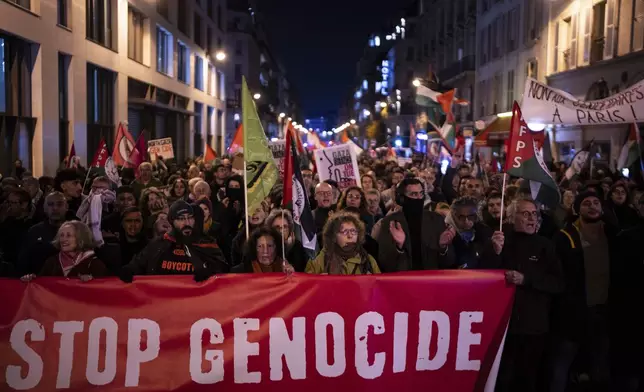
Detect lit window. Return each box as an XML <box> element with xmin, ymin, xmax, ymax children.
<box><xmin>234</xmin><ymin>113</ymin><xmax>240</xmax><ymax>121</ymax></box>
<box><xmin>401</xmin><ymin>18</ymin><xmax>406</xmax><ymax>26</ymax></box>
<box><xmin>362</xmin><ymin>80</ymin><xmax>368</xmax><ymax>90</ymax></box>
<box><xmin>374</xmin><ymin>36</ymin><xmax>380</xmax><ymax>47</ymax></box>
<box><xmin>156</xmin><ymin>26</ymin><xmax>174</xmax><ymax>76</ymax></box>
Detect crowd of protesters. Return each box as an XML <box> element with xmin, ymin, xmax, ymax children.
<box><xmin>1</xmin><ymin>149</ymin><xmax>643</xmax><ymax>392</ymax></box>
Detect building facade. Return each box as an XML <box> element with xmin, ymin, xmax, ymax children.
<box><xmin>0</xmin><ymin>0</ymin><xmax>230</xmax><ymax>176</ymax></box>
<box><xmin>225</xmin><ymin>0</ymin><xmax>297</xmax><ymax>147</ymax></box>
<box><xmin>545</xmin><ymin>0</ymin><xmax>644</xmax><ymax>161</ymax></box>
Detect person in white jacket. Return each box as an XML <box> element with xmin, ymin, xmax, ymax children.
<box><xmin>76</xmin><ymin>176</ymin><xmax>115</xmax><ymax>247</ymax></box>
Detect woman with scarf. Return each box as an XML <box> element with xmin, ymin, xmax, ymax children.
<box><xmin>232</xmin><ymin>227</ymin><xmax>294</xmax><ymax>274</ymax></box>
<box><xmin>306</xmin><ymin>211</ymin><xmax>380</xmax><ymax>275</ymax></box>
<box><xmin>76</xmin><ymin>176</ymin><xmax>116</xmax><ymax>247</ymax></box>
<box><xmin>265</xmin><ymin>209</ymin><xmax>309</xmax><ymax>272</ymax></box>
<box><xmin>21</xmin><ymin>221</ymin><xmax>108</xmax><ymax>281</ymax></box>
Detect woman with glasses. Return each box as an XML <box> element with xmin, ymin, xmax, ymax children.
<box><xmin>305</xmin><ymin>211</ymin><xmax>380</xmax><ymax>275</ymax></box>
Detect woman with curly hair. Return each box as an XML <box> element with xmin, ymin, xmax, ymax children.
<box><xmin>305</xmin><ymin>211</ymin><xmax>380</xmax><ymax>275</ymax></box>
<box><xmin>232</xmin><ymin>227</ymin><xmax>294</xmax><ymax>274</ymax></box>
<box><xmin>167</xmin><ymin>177</ymin><xmax>189</xmax><ymax>204</ymax></box>
<box><xmin>336</xmin><ymin>186</ymin><xmax>367</xmax><ymax>212</ymax></box>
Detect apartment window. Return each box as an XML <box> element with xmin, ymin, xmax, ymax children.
<box><xmin>506</xmin><ymin>70</ymin><xmax>515</xmax><ymax>110</ymax></box>
<box><xmin>234</xmin><ymin>64</ymin><xmax>242</xmax><ymax>84</ymax></box>
<box><xmin>207</xmin><ymin>63</ymin><xmax>213</xmax><ymax>95</ymax></box>
<box><xmin>634</xmin><ymin>0</ymin><xmax>644</xmax><ymax>51</ymax></box>
<box><xmin>59</xmin><ymin>54</ymin><xmax>69</xmax><ymax>163</ymax></box>
<box><xmin>195</xmin><ymin>56</ymin><xmax>204</xmax><ymax>91</ymax></box>
<box><xmin>207</xmin><ymin>27</ymin><xmax>213</xmax><ymax>55</ymax></box>
<box><xmin>86</xmin><ymin>0</ymin><xmax>113</xmax><ymax>48</ymax></box>
<box><xmin>591</xmin><ymin>1</ymin><xmax>607</xmax><ymax>62</ymax></box>
<box><xmin>178</xmin><ymin>2</ymin><xmax>188</xmax><ymax>36</ymax></box>
<box><xmin>58</xmin><ymin>0</ymin><xmax>69</xmax><ymax>27</ymax></box>
<box><xmin>526</xmin><ymin>59</ymin><xmax>538</xmax><ymax>79</ymax></box>
<box><xmin>178</xmin><ymin>41</ymin><xmax>190</xmax><ymax>83</ymax></box>
<box><xmin>194</xmin><ymin>102</ymin><xmax>203</xmax><ymax>156</ymax></box>
<box><xmin>0</xmin><ymin>38</ymin><xmax>5</xmax><ymax>113</ymax></box>
<box><xmin>218</xmin><ymin>71</ymin><xmax>225</xmax><ymax>99</ymax></box>
<box><xmin>157</xmin><ymin>26</ymin><xmax>173</xmax><ymax>75</ymax></box>
<box><xmin>207</xmin><ymin>0</ymin><xmax>214</xmax><ymax>19</ymax></box>
<box><xmin>87</xmin><ymin>64</ymin><xmax>115</xmax><ymax>154</ymax></box>
<box><xmin>506</xmin><ymin>7</ymin><xmax>519</xmax><ymax>52</ymax></box>
<box><xmin>217</xmin><ymin>38</ymin><xmax>223</xmax><ymax>50</ymax></box>
<box><xmin>157</xmin><ymin>0</ymin><xmax>168</xmax><ymax>19</ymax></box>
<box><xmin>6</xmin><ymin>0</ymin><xmax>30</xmax><ymax>10</ymax></box>
<box><xmin>194</xmin><ymin>13</ymin><xmax>203</xmax><ymax>49</ymax></box>
<box><xmin>217</xmin><ymin>4</ymin><xmax>222</xmax><ymax>30</ymax></box>
<box><xmin>128</xmin><ymin>7</ymin><xmax>145</xmax><ymax>63</ymax></box>
<box><xmin>235</xmin><ymin>40</ymin><xmax>243</xmax><ymax>55</ymax></box>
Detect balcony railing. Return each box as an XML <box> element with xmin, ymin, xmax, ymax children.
<box><xmin>437</xmin><ymin>55</ymin><xmax>476</xmax><ymax>82</ymax></box>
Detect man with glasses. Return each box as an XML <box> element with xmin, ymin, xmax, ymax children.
<box><xmin>485</xmin><ymin>197</ymin><xmax>563</xmax><ymax>392</ymax></box>
<box><xmin>313</xmin><ymin>182</ymin><xmax>335</xmax><ymax>243</ymax></box>
<box><xmin>440</xmin><ymin>197</ymin><xmax>503</xmax><ymax>269</ymax></box>
<box><xmin>378</xmin><ymin>178</ymin><xmax>450</xmax><ymax>272</ymax></box>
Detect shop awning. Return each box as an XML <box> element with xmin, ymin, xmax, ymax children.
<box><xmin>474</xmin><ymin>116</ymin><xmax>512</xmax><ymax>146</ymax></box>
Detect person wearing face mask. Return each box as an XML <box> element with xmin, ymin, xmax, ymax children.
<box><xmin>377</xmin><ymin>178</ymin><xmax>452</xmax><ymax>272</ymax></box>
<box><xmin>440</xmin><ymin>197</ymin><xmax>503</xmax><ymax>269</ymax></box>
<box><xmin>306</xmin><ymin>212</ymin><xmax>380</xmax><ymax>275</ymax></box>
<box><xmin>482</xmin><ymin>198</ymin><xmax>563</xmax><ymax>392</ymax></box>
<box><xmin>550</xmin><ymin>191</ymin><xmax>622</xmax><ymax>392</ymax></box>
<box><xmin>119</xmin><ymin>200</ymin><xmax>227</xmax><ymax>282</ymax></box>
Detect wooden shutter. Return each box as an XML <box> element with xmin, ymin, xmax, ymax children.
<box><xmin>582</xmin><ymin>6</ymin><xmax>591</xmax><ymax>64</ymax></box>
<box><xmin>604</xmin><ymin>0</ymin><xmax>616</xmax><ymax>59</ymax></box>
<box><xmin>570</xmin><ymin>13</ymin><xmax>578</xmax><ymax>68</ymax></box>
<box><xmin>554</xmin><ymin>21</ymin><xmax>560</xmax><ymax>72</ymax></box>
<box><xmin>634</xmin><ymin>0</ymin><xmax>644</xmax><ymax>51</ymax></box>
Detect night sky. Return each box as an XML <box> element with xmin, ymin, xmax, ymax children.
<box><xmin>260</xmin><ymin>0</ymin><xmax>403</xmax><ymax>119</ymax></box>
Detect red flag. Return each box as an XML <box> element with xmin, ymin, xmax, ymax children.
<box><xmin>204</xmin><ymin>144</ymin><xmax>217</xmax><ymax>162</ymax></box>
<box><xmin>66</xmin><ymin>142</ymin><xmax>76</xmax><ymax>168</ymax></box>
<box><xmin>90</xmin><ymin>139</ymin><xmax>110</xmax><ymax>168</ymax></box>
<box><xmin>127</xmin><ymin>134</ymin><xmax>145</xmax><ymax>171</ymax></box>
<box><xmin>112</xmin><ymin>123</ymin><xmax>136</xmax><ymax>167</ymax></box>
<box><xmin>135</xmin><ymin>132</ymin><xmax>147</xmax><ymax>162</ymax></box>
<box><xmin>228</xmin><ymin>124</ymin><xmax>243</xmax><ymax>153</ymax></box>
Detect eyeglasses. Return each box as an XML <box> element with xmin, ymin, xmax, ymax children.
<box><xmin>517</xmin><ymin>210</ymin><xmax>539</xmax><ymax>219</ymax></box>
<box><xmin>338</xmin><ymin>228</ymin><xmax>358</xmax><ymax>236</ymax></box>
<box><xmin>316</xmin><ymin>191</ymin><xmax>332</xmax><ymax>197</ymax></box>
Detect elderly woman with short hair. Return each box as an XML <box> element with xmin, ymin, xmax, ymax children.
<box><xmin>21</xmin><ymin>221</ymin><xmax>108</xmax><ymax>281</ymax></box>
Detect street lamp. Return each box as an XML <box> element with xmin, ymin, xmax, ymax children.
<box><xmin>412</xmin><ymin>79</ymin><xmax>421</xmax><ymax>87</ymax></box>
<box><xmin>380</xmin><ymin>102</ymin><xmax>387</xmax><ymax>108</ymax></box>
<box><xmin>350</xmin><ymin>119</ymin><xmax>356</xmax><ymax>125</ymax></box>
<box><xmin>287</xmin><ymin>117</ymin><xmax>292</xmax><ymax>121</ymax></box>
<box><xmin>253</xmin><ymin>93</ymin><xmax>261</xmax><ymax>100</ymax></box>
<box><xmin>279</xmin><ymin>112</ymin><xmax>286</xmax><ymax>118</ymax></box>
<box><xmin>215</xmin><ymin>51</ymin><xmax>226</xmax><ymax>61</ymax></box>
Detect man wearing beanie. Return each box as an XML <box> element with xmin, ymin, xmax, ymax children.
<box><xmin>119</xmin><ymin>200</ymin><xmax>228</xmax><ymax>282</ymax></box>
<box><xmin>549</xmin><ymin>190</ymin><xmax>621</xmax><ymax>392</ymax></box>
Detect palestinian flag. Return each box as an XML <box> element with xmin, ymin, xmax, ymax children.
<box><xmin>506</xmin><ymin>102</ymin><xmax>560</xmax><ymax>208</ymax></box>
<box><xmin>617</xmin><ymin>123</ymin><xmax>641</xmax><ymax>170</ymax></box>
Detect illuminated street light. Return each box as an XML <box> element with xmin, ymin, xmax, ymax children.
<box><xmin>363</xmin><ymin>109</ymin><xmax>371</xmax><ymax>116</ymax></box>
<box><xmin>253</xmin><ymin>93</ymin><xmax>261</xmax><ymax>100</ymax></box>
<box><xmin>412</xmin><ymin>79</ymin><xmax>421</xmax><ymax>87</ymax></box>
<box><xmin>380</xmin><ymin>102</ymin><xmax>387</xmax><ymax>108</ymax></box>
<box><xmin>350</xmin><ymin>119</ymin><xmax>356</xmax><ymax>125</ymax></box>
<box><xmin>215</xmin><ymin>51</ymin><xmax>226</xmax><ymax>61</ymax></box>
<box><xmin>279</xmin><ymin>112</ymin><xmax>286</xmax><ymax>118</ymax></box>
<box><xmin>496</xmin><ymin>111</ymin><xmax>512</xmax><ymax>118</ymax></box>
<box><xmin>287</xmin><ymin>117</ymin><xmax>292</xmax><ymax>121</ymax></box>
<box><xmin>292</xmin><ymin>122</ymin><xmax>298</xmax><ymax>126</ymax></box>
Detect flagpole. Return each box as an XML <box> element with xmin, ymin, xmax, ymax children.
<box><xmin>243</xmin><ymin>160</ymin><xmax>250</xmax><ymax>239</ymax></box>
<box><xmin>498</xmin><ymin>173</ymin><xmax>507</xmax><ymax>232</ymax></box>
<box><xmin>281</xmin><ymin>209</ymin><xmax>286</xmax><ymax>262</ymax></box>
<box><xmin>81</xmin><ymin>166</ymin><xmax>92</xmax><ymax>194</ymax></box>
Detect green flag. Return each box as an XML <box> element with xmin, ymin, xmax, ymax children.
<box><xmin>242</xmin><ymin>77</ymin><xmax>277</xmax><ymax>215</ymax></box>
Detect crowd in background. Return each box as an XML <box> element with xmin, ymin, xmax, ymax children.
<box><xmin>0</xmin><ymin>149</ymin><xmax>643</xmax><ymax>392</ymax></box>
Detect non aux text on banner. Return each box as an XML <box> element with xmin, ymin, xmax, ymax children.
<box><xmin>0</xmin><ymin>272</ymin><xmax>513</xmax><ymax>392</ymax></box>
<box><xmin>521</xmin><ymin>77</ymin><xmax>644</xmax><ymax>126</ymax></box>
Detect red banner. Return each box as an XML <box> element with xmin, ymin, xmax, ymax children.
<box><xmin>0</xmin><ymin>271</ymin><xmax>514</xmax><ymax>392</ymax></box>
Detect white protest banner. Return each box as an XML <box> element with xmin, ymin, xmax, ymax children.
<box><xmin>268</xmin><ymin>140</ymin><xmax>286</xmax><ymax>177</ymax></box>
<box><xmin>147</xmin><ymin>138</ymin><xmax>175</xmax><ymax>160</ymax></box>
<box><xmin>521</xmin><ymin>77</ymin><xmax>644</xmax><ymax>126</ymax></box>
<box><xmin>314</xmin><ymin>143</ymin><xmax>361</xmax><ymax>190</ymax></box>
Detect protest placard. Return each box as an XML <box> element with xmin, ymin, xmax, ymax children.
<box><xmin>314</xmin><ymin>144</ymin><xmax>361</xmax><ymax>190</ymax></box>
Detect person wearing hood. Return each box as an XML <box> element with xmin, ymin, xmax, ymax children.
<box><xmin>306</xmin><ymin>212</ymin><xmax>380</xmax><ymax>275</ymax></box>
<box><xmin>119</xmin><ymin>200</ymin><xmax>227</xmax><ymax>282</ymax></box>
<box><xmin>440</xmin><ymin>196</ymin><xmax>503</xmax><ymax>269</ymax></box>
<box><xmin>377</xmin><ymin>178</ymin><xmax>453</xmax><ymax>272</ymax></box>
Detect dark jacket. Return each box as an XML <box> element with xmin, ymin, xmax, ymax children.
<box><xmin>551</xmin><ymin>220</ymin><xmax>621</xmax><ymax>341</ymax></box>
<box><xmin>484</xmin><ymin>230</ymin><xmax>564</xmax><ymax>334</ymax></box>
<box><xmin>442</xmin><ymin>222</ymin><xmax>500</xmax><ymax>270</ymax></box>
<box><xmin>121</xmin><ymin>233</ymin><xmax>229</xmax><ymax>276</ymax></box>
<box><xmin>16</xmin><ymin>220</ymin><xmax>61</xmax><ymax>276</ymax></box>
<box><xmin>40</xmin><ymin>253</ymin><xmax>109</xmax><ymax>277</ymax></box>
<box><xmin>377</xmin><ymin>210</ymin><xmax>453</xmax><ymax>272</ymax></box>
<box><xmin>285</xmin><ymin>239</ymin><xmax>309</xmax><ymax>273</ymax></box>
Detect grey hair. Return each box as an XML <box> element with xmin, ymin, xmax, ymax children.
<box><xmin>506</xmin><ymin>197</ymin><xmax>539</xmax><ymax>223</ymax></box>
<box><xmin>365</xmin><ymin>188</ymin><xmax>380</xmax><ymax>198</ymax></box>
<box><xmin>52</xmin><ymin>221</ymin><xmax>96</xmax><ymax>252</ymax></box>
<box><xmin>265</xmin><ymin>208</ymin><xmax>294</xmax><ymax>232</ymax></box>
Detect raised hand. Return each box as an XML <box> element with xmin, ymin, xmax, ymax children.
<box><xmin>389</xmin><ymin>221</ymin><xmax>406</xmax><ymax>248</ymax></box>
<box><xmin>439</xmin><ymin>227</ymin><xmax>457</xmax><ymax>248</ymax></box>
